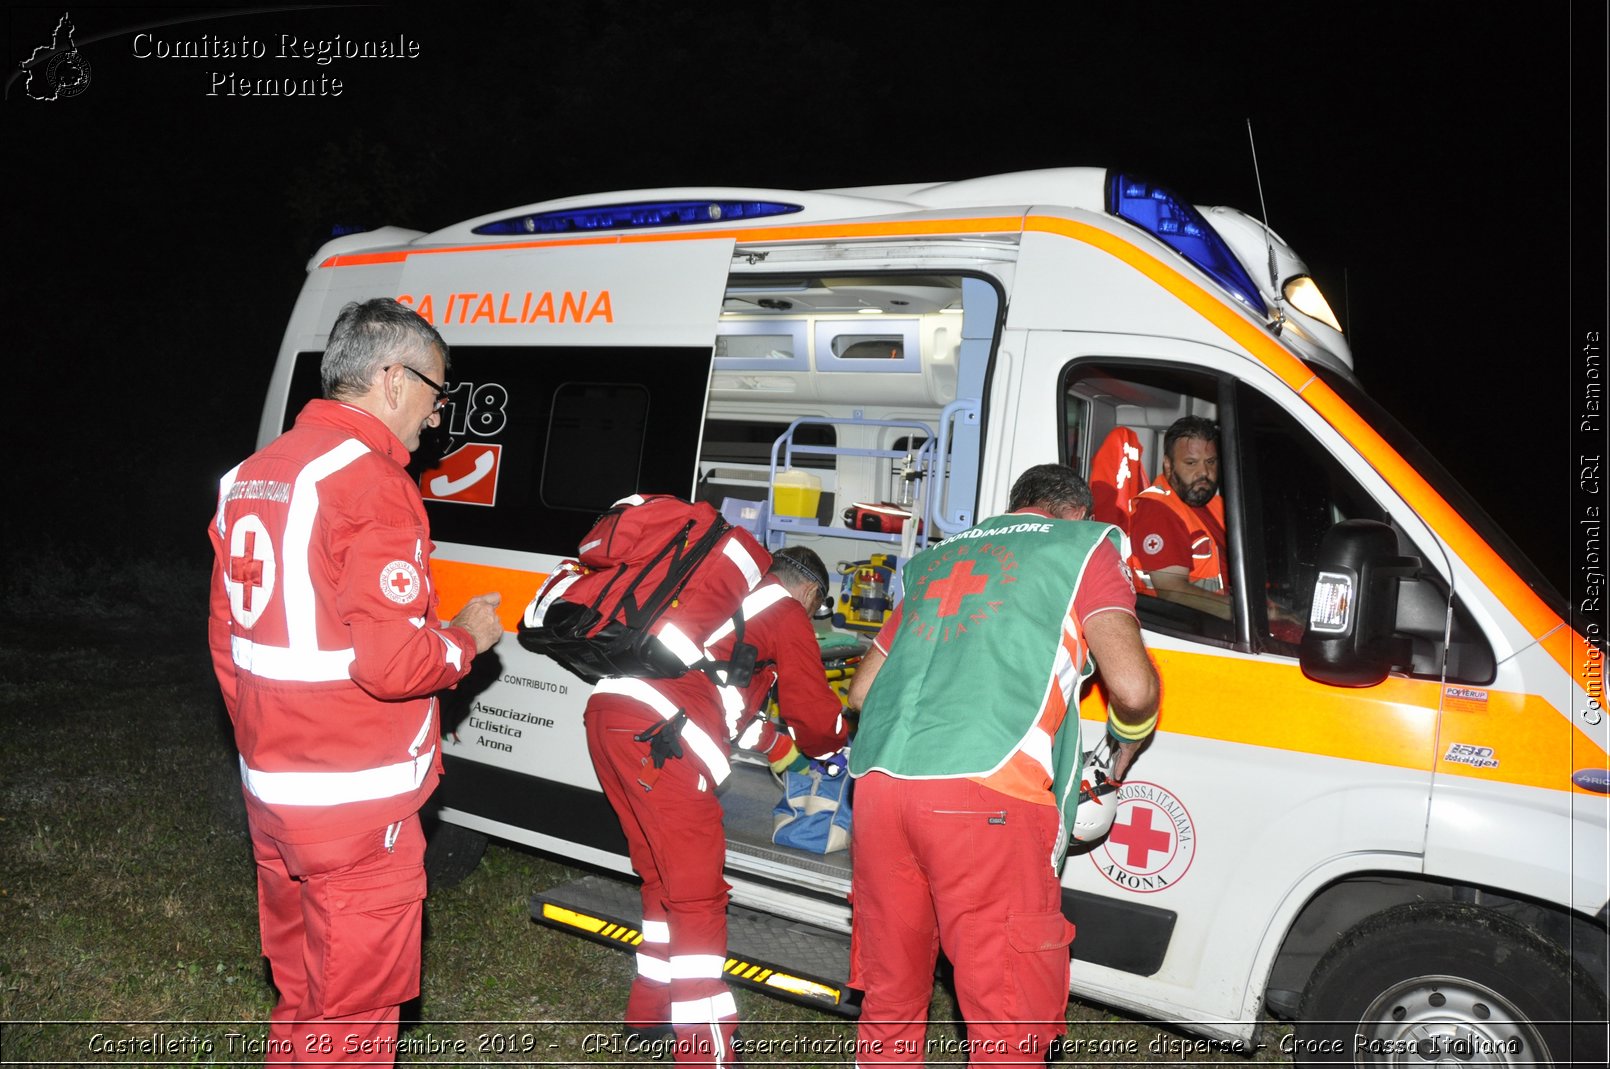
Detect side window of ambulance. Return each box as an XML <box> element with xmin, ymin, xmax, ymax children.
<box><xmin>1062</xmin><ymin>363</ymin><xmax>1232</xmax><ymax>645</ymax></box>
<box><xmin>1236</xmin><ymin>385</ymin><xmax>1387</xmax><ymax>653</ymax></box>
<box><xmin>281</xmin><ymin>346</ymin><xmax>710</xmax><ymax>557</ymax></box>
<box><xmin>1063</xmin><ymin>362</ymin><xmax>1495</xmax><ymax>679</ymax></box>
<box><xmin>1237</xmin><ymin>385</ymin><xmax>1496</xmax><ymax>682</ymax></box>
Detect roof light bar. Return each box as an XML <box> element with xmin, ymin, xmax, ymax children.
<box><xmin>1106</xmin><ymin>174</ymin><xmax>1267</xmax><ymax>315</ymax></box>
<box><xmin>473</xmin><ymin>199</ymin><xmax>804</xmax><ymax>236</ymax></box>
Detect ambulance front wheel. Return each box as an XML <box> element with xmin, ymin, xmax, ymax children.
<box><xmin>424</xmin><ymin>819</ymin><xmax>488</xmax><ymax>892</ymax></box>
<box><xmin>1295</xmin><ymin>903</ymin><xmax>1606</xmax><ymax>1067</ymax></box>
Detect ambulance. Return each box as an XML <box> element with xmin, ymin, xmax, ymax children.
<box><xmin>259</xmin><ymin>168</ymin><xmax>1607</xmax><ymax>1063</ymax></box>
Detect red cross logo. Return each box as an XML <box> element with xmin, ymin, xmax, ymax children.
<box><xmin>380</xmin><ymin>560</ymin><xmax>421</xmax><ymax>604</ymax></box>
<box><xmin>1089</xmin><ymin>781</ymin><xmax>1197</xmax><ymax>893</ymax></box>
<box><xmin>229</xmin><ymin>530</ymin><xmax>265</xmax><ymax>612</ymax></box>
<box><xmin>225</xmin><ymin>515</ymin><xmax>276</xmax><ymax>628</ymax></box>
<box><xmin>923</xmin><ymin>559</ymin><xmax>988</xmax><ymax>618</ymax></box>
<box><xmin>1109</xmin><ymin>805</ymin><xmax>1173</xmax><ymax>868</ymax></box>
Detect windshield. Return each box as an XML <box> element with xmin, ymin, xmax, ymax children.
<box><xmin>1314</xmin><ymin>367</ymin><xmax>1569</xmax><ymax>625</ymax></box>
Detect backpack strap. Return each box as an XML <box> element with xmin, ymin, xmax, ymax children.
<box><xmin>700</xmin><ymin>581</ymin><xmax>791</xmax><ymax>689</ymax></box>
<box><xmin>704</xmin><ymin>603</ymin><xmax>759</xmax><ymax>689</ymax></box>
<box><xmin>605</xmin><ymin>516</ymin><xmax>701</xmax><ymax>626</ymax></box>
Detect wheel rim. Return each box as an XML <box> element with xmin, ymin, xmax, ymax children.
<box><xmin>1353</xmin><ymin>973</ymin><xmax>1554</xmax><ymax>1066</ymax></box>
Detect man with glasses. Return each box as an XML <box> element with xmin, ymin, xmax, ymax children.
<box><xmin>394</xmin><ymin>363</ymin><xmax>452</xmax><ymax>414</ymax></box>
<box><xmin>208</xmin><ymin>297</ymin><xmax>503</xmax><ymax>1064</ymax></box>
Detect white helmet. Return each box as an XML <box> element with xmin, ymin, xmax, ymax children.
<box><xmin>1072</xmin><ymin>745</ymin><xmax>1122</xmax><ymax>843</ymax></box>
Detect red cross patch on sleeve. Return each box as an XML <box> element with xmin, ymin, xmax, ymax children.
<box><xmin>380</xmin><ymin>560</ymin><xmax>422</xmax><ymax>604</ymax></box>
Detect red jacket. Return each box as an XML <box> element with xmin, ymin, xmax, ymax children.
<box><xmin>208</xmin><ymin>400</ymin><xmax>478</xmax><ymax>842</ymax></box>
<box><xmin>1127</xmin><ymin>473</ymin><xmax>1227</xmax><ymax>594</ymax></box>
<box><xmin>592</xmin><ymin>577</ymin><xmax>848</xmax><ymax>784</ymax></box>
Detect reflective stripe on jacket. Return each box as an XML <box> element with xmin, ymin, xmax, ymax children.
<box><xmin>1127</xmin><ymin>475</ymin><xmax>1226</xmax><ymax>593</ymax></box>
<box><xmin>208</xmin><ymin>399</ymin><xmax>476</xmax><ymax>842</ymax></box>
<box><xmin>595</xmin><ymin>577</ymin><xmax>849</xmax><ymax>785</ymax></box>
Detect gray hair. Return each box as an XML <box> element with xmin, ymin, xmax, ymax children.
<box><xmin>320</xmin><ymin>298</ymin><xmax>449</xmax><ymax>400</ymax></box>
<box><xmin>1007</xmin><ymin>463</ymin><xmax>1093</xmax><ymax>515</ymax></box>
<box><xmin>768</xmin><ymin>545</ymin><xmax>830</xmax><ymax>606</ymax></box>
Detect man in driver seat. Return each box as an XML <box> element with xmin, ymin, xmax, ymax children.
<box><xmin>1128</xmin><ymin>416</ymin><xmax>1231</xmax><ymax>618</ymax></box>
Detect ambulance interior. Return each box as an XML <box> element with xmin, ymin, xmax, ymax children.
<box><xmin>696</xmin><ymin>273</ymin><xmax>977</xmax><ymax>532</ymax></box>
<box><xmin>694</xmin><ymin>272</ymin><xmax>985</xmax><ymax>899</ymax></box>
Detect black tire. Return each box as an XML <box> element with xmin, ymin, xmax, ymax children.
<box><xmin>423</xmin><ymin>819</ymin><xmax>488</xmax><ymax>892</ymax></box>
<box><xmin>1296</xmin><ymin>903</ymin><xmax>1607</xmax><ymax>1067</ymax></box>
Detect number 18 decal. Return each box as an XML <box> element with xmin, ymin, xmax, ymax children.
<box><xmin>443</xmin><ymin>382</ymin><xmax>507</xmax><ymax>439</ymax></box>
<box><xmin>422</xmin><ymin>382</ymin><xmax>507</xmax><ymax>507</ymax></box>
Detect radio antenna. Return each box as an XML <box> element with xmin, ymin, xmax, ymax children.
<box><xmin>1246</xmin><ymin>119</ymin><xmax>1283</xmax><ymax>332</ymax></box>
<box><xmin>1246</xmin><ymin>119</ymin><xmax>1279</xmax><ymax>292</ymax></box>
<box><xmin>1343</xmin><ymin>266</ymin><xmax>1354</xmax><ymax>349</ymax></box>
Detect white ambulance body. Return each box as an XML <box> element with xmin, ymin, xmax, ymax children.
<box><xmin>260</xmin><ymin>169</ymin><xmax>1607</xmax><ymax>1060</ymax></box>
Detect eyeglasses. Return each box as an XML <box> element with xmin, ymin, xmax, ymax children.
<box><xmin>388</xmin><ymin>364</ymin><xmax>451</xmax><ymax>410</ymax></box>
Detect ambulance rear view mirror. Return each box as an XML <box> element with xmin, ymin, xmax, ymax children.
<box><xmin>1300</xmin><ymin>520</ymin><xmax>1420</xmax><ymax>688</ymax></box>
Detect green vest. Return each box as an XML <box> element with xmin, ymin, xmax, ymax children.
<box><xmin>850</xmin><ymin>515</ymin><xmax>1121</xmax><ymax>865</ymax></box>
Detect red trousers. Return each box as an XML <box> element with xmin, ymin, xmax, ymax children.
<box><xmin>250</xmin><ymin>811</ymin><xmax>427</xmax><ymax>1066</ymax></box>
<box><xmin>586</xmin><ymin>695</ymin><xmax>740</xmax><ymax>1066</ymax></box>
<box><xmin>848</xmin><ymin>773</ymin><xmax>1076</xmax><ymax>1066</ymax></box>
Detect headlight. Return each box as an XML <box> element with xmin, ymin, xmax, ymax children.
<box><xmin>1283</xmin><ymin>275</ymin><xmax>1343</xmax><ymax>332</ymax></box>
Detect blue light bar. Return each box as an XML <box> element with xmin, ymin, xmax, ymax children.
<box><xmin>1105</xmin><ymin>174</ymin><xmax>1267</xmax><ymax>315</ymax></box>
<box><xmin>472</xmin><ymin>199</ymin><xmax>804</xmax><ymax>236</ymax></box>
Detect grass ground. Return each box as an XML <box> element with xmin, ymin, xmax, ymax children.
<box><xmin>0</xmin><ymin>551</ymin><xmax>1291</xmax><ymax>1066</ymax></box>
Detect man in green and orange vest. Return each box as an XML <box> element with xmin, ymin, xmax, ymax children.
<box><xmin>844</xmin><ymin>463</ymin><xmax>1159</xmax><ymax>1065</ymax></box>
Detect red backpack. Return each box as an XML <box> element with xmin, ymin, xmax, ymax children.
<box><xmin>518</xmin><ymin>495</ymin><xmax>771</xmax><ymax>684</ymax></box>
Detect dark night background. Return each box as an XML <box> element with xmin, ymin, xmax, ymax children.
<box><xmin>3</xmin><ymin>2</ymin><xmax>1604</xmax><ymax>609</ymax></box>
